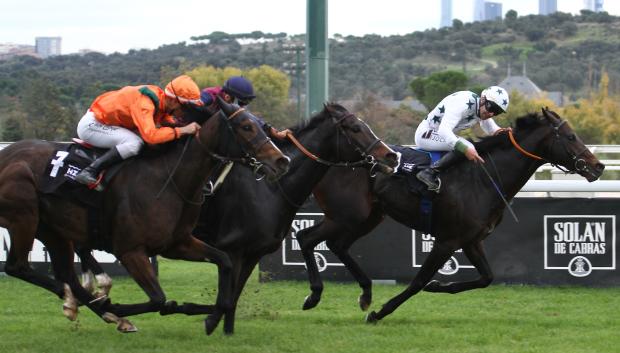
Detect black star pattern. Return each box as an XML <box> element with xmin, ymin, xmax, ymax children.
<box><xmin>466</xmin><ymin>99</ymin><xmax>474</xmax><ymax>110</ymax></box>
<box><xmin>438</xmin><ymin>105</ymin><xmax>445</xmax><ymax>113</ymax></box>
<box><xmin>496</xmin><ymin>88</ymin><xmax>504</xmax><ymax>95</ymax></box>
<box><xmin>466</xmin><ymin>114</ymin><xmax>475</xmax><ymax>122</ymax></box>
<box><xmin>502</xmin><ymin>99</ymin><xmax>508</xmax><ymax>106</ymax></box>
<box><xmin>432</xmin><ymin>115</ymin><xmax>442</xmax><ymax>124</ymax></box>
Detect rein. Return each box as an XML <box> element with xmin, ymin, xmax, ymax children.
<box><xmin>508</xmin><ymin>120</ymin><xmax>589</xmax><ymax>174</ymax></box>
<box><xmin>285</xmin><ymin>132</ymin><xmax>372</xmax><ymax>168</ymax></box>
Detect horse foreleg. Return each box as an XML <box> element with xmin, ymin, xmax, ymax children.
<box><xmin>104</xmin><ymin>249</ymin><xmax>167</xmax><ymax>320</ymax></box>
<box><xmin>366</xmin><ymin>241</ymin><xmax>455</xmax><ymax>324</ymax></box>
<box><xmin>424</xmin><ymin>240</ymin><xmax>494</xmax><ymax>294</ymax></box>
<box><xmin>223</xmin><ymin>256</ymin><xmax>260</xmax><ymax>335</ymax></box>
<box><xmin>159</xmin><ymin>236</ymin><xmax>233</xmax><ymax>335</ymax></box>
<box><xmin>296</xmin><ymin>221</ymin><xmax>333</xmax><ymax>310</ymax></box>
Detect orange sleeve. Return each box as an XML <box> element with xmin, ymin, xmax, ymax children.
<box><xmin>130</xmin><ymin>96</ymin><xmax>177</xmax><ymax>144</ymax></box>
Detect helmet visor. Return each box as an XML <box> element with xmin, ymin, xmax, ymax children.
<box><xmin>485</xmin><ymin>100</ymin><xmax>504</xmax><ymax>115</ymax></box>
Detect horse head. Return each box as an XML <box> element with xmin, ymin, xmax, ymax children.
<box><xmin>198</xmin><ymin>97</ymin><xmax>290</xmax><ymax>181</ymax></box>
<box><xmin>527</xmin><ymin>108</ymin><xmax>605</xmax><ymax>182</ymax></box>
<box><xmin>322</xmin><ymin>103</ymin><xmax>398</xmax><ymax>174</ymax></box>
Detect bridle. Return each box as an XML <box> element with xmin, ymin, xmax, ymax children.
<box><xmin>197</xmin><ymin>108</ymin><xmax>274</xmax><ymax>179</ymax></box>
<box><xmin>157</xmin><ymin>107</ymin><xmax>274</xmax><ymax>203</ymax></box>
<box><xmin>285</xmin><ymin>112</ymin><xmax>384</xmax><ymax>176</ymax></box>
<box><xmin>508</xmin><ymin>118</ymin><xmax>589</xmax><ymax>174</ymax></box>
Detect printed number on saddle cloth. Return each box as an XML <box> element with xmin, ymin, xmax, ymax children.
<box><xmin>49</xmin><ymin>151</ymin><xmax>69</xmax><ymax>177</ymax></box>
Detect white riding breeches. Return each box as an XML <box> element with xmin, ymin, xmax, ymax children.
<box><xmin>414</xmin><ymin>122</ymin><xmax>473</xmax><ymax>152</ymax></box>
<box><xmin>77</xmin><ymin>111</ymin><xmax>144</xmax><ymax>159</ymax></box>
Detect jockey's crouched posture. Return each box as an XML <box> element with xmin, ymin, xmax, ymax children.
<box><xmin>415</xmin><ymin>86</ymin><xmax>511</xmax><ymax>193</ymax></box>
<box><xmin>75</xmin><ymin>75</ymin><xmax>204</xmax><ymax>190</ymax></box>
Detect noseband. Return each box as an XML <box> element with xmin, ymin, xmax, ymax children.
<box><xmin>508</xmin><ymin>119</ymin><xmax>589</xmax><ymax>174</ymax></box>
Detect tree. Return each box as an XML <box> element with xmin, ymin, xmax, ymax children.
<box><xmin>409</xmin><ymin>70</ymin><xmax>468</xmax><ymax>109</ymax></box>
<box><xmin>20</xmin><ymin>77</ymin><xmax>76</xmax><ymax>140</ymax></box>
<box><xmin>2</xmin><ymin>116</ymin><xmax>24</xmax><ymax>141</ymax></box>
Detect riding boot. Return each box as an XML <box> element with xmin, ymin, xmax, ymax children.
<box><xmin>416</xmin><ymin>151</ymin><xmax>464</xmax><ymax>193</ymax></box>
<box><xmin>75</xmin><ymin>147</ymin><xmax>123</xmax><ymax>191</ymax></box>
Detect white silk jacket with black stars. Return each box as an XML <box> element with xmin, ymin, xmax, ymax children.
<box><xmin>417</xmin><ymin>91</ymin><xmax>500</xmax><ymax>151</ymax></box>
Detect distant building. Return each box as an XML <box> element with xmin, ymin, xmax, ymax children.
<box><xmin>473</xmin><ymin>0</ymin><xmax>485</xmax><ymax>21</ymax></box>
<box><xmin>539</xmin><ymin>0</ymin><xmax>557</xmax><ymax>15</ymax></box>
<box><xmin>35</xmin><ymin>37</ymin><xmax>61</xmax><ymax>58</ymax></box>
<box><xmin>440</xmin><ymin>0</ymin><xmax>452</xmax><ymax>28</ymax></box>
<box><xmin>583</xmin><ymin>0</ymin><xmax>604</xmax><ymax>12</ymax></box>
<box><xmin>484</xmin><ymin>2</ymin><xmax>503</xmax><ymax>21</ymax></box>
<box><xmin>0</xmin><ymin>43</ymin><xmax>36</xmax><ymax>60</ymax></box>
<box><xmin>498</xmin><ymin>62</ymin><xmax>564</xmax><ymax>106</ymax></box>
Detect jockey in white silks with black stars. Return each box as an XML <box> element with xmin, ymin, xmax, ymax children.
<box><xmin>415</xmin><ymin>86</ymin><xmax>511</xmax><ymax>192</ymax></box>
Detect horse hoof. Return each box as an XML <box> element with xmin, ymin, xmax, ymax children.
<box><xmin>302</xmin><ymin>294</ymin><xmax>319</xmax><ymax>310</ymax></box>
<box><xmin>365</xmin><ymin>311</ymin><xmax>379</xmax><ymax>324</ymax></box>
<box><xmin>204</xmin><ymin>316</ymin><xmax>220</xmax><ymax>335</ymax></box>
<box><xmin>160</xmin><ymin>301</ymin><xmax>178</xmax><ymax>316</ymax></box>
<box><xmin>62</xmin><ymin>284</ymin><xmax>79</xmax><ymax>321</ymax></box>
<box><xmin>62</xmin><ymin>304</ymin><xmax>79</xmax><ymax>321</ymax></box>
<box><xmin>423</xmin><ymin>280</ymin><xmax>441</xmax><ymax>292</ymax></box>
<box><xmin>358</xmin><ymin>294</ymin><xmax>371</xmax><ymax>311</ymax></box>
<box><xmin>117</xmin><ymin>318</ymin><xmax>138</xmax><ymax>333</ymax></box>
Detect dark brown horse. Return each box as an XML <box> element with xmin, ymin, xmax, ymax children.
<box><xmin>295</xmin><ymin>108</ymin><xmax>605</xmax><ymax>323</ymax></box>
<box><xmin>0</xmin><ymin>98</ymin><xmax>289</xmax><ymax>332</ymax></box>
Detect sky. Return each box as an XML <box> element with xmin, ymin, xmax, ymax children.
<box><xmin>2</xmin><ymin>0</ymin><xmax>620</xmax><ymax>55</ymax></box>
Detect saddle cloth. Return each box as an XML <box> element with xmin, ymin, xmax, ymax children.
<box><xmin>389</xmin><ymin>145</ymin><xmax>446</xmax><ymax>234</ymax></box>
<box><xmin>38</xmin><ymin>140</ymin><xmax>125</xmax><ymax>251</ymax></box>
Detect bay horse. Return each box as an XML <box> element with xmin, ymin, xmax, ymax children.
<box><xmin>0</xmin><ymin>98</ymin><xmax>289</xmax><ymax>332</ymax></box>
<box><xmin>163</xmin><ymin>103</ymin><xmax>399</xmax><ymax>334</ymax></box>
<box><xmin>294</xmin><ymin>108</ymin><xmax>605</xmax><ymax>323</ymax></box>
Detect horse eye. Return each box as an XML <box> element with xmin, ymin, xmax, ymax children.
<box><xmin>350</xmin><ymin>125</ymin><xmax>362</xmax><ymax>133</ymax></box>
<box><xmin>567</xmin><ymin>134</ymin><xmax>576</xmax><ymax>141</ymax></box>
<box><xmin>242</xmin><ymin>124</ymin><xmax>253</xmax><ymax>132</ymax></box>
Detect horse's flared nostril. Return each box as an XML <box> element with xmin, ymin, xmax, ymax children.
<box><xmin>596</xmin><ymin>163</ymin><xmax>605</xmax><ymax>172</ymax></box>
<box><xmin>277</xmin><ymin>156</ymin><xmax>291</xmax><ymax>173</ymax></box>
<box><xmin>386</xmin><ymin>152</ymin><xmax>399</xmax><ymax>167</ymax></box>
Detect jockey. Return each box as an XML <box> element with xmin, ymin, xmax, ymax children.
<box><xmin>75</xmin><ymin>74</ymin><xmax>204</xmax><ymax>190</ymax></box>
<box><xmin>415</xmin><ymin>85</ymin><xmax>511</xmax><ymax>192</ymax></box>
<box><xmin>200</xmin><ymin>76</ymin><xmax>290</xmax><ymax>139</ymax></box>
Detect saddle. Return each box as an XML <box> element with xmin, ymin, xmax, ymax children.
<box><xmin>389</xmin><ymin>144</ymin><xmax>446</xmax><ymax>234</ymax></box>
<box><xmin>38</xmin><ymin>139</ymin><xmax>128</xmax><ymax>251</ymax></box>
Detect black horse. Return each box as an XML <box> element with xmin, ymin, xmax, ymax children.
<box><xmin>0</xmin><ymin>98</ymin><xmax>289</xmax><ymax>332</ymax></box>
<box><xmin>159</xmin><ymin>103</ymin><xmax>399</xmax><ymax>334</ymax></box>
<box><xmin>294</xmin><ymin>108</ymin><xmax>605</xmax><ymax>323</ymax></box>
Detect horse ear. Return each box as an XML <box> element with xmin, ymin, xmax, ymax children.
<box><xmin>216</xmin><ymin>95</ymin><xmax>236</xmax><ymax>117</ymax></box>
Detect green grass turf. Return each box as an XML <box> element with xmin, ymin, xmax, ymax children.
<box><xmin>0</xmin><ymin>258</ymin><xmax>618</xmax><ymax>353</ymax></box>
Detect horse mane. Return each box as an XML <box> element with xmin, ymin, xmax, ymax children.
<box><xmin>271</xmin><ymin>102</ymin><xmax>348</xmax><ymax>149</ymax></box>
<box><xmin>474</xmin><ymin>112</ymin><xmax>543</xmax><ymax>154</ymax></box>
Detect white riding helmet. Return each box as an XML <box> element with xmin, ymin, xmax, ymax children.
<box><xmin>481</xmin><ymin>86</ymin><xmax>509</xmax><ymax>113</ymax></box>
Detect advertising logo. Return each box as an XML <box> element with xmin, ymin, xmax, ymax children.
<box><xmin>544</xmin><ymin>215</ymin><xmax>616</xmax><ymax>277</ymax></box>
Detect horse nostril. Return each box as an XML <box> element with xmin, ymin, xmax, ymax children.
<box><xmin>596</xmin><ymin>163</ymin><xmax>605</xmax><ymax>172</ymax></box>
<box><xmin>277</xmin><ymin>156</ymin><xmax>291</xmax><ymax>172</ymax></box>
<box><xmin>386</xmin><ymin>152</ymin><xmax>398</xmax><ymax>165</ymax></box>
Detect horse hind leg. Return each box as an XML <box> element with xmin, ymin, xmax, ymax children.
<box><xmin>41</xmin><ymin>235</ymin><xmax>137</xmax><ymax>332</ymax></box>
<box><xmin>366</xmin><ymin>241</ymin><xmax>455</xmax><ymax>324</ymax></box>
<box><xmin>424</xmin><ymin>240</ymin><xmax>494</xmax><ymax>294</ymax></box>
<box><xmin>77</xmin><ymin>248</ymin><xmax>113</xmax><ymax>298</ymax></box>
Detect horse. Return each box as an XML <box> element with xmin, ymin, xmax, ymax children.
<box><xmin>0</xmin><ymin>97</ymin><xmax>290</xmax><ymax>332</ymax></box>
<box><xmin>75</xmin><ymin>102</ymin><xmax>392</xmax><ymax>336</ymax></box>
<box><xmin>294</xmin><ymin>108</ymin><xmax>605</xmax><ymax>323</ymax></box>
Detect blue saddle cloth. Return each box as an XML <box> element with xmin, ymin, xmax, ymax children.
<box><xmin>389</xmin><ymin>144</ymin><xmax>446</xmax><ymax>234</ymax></box>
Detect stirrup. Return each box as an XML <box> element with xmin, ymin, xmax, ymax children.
<box><xmin>428</xmin><ymin>178</ymin><xmax>441</xmax><ymax>193</ymax></box>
